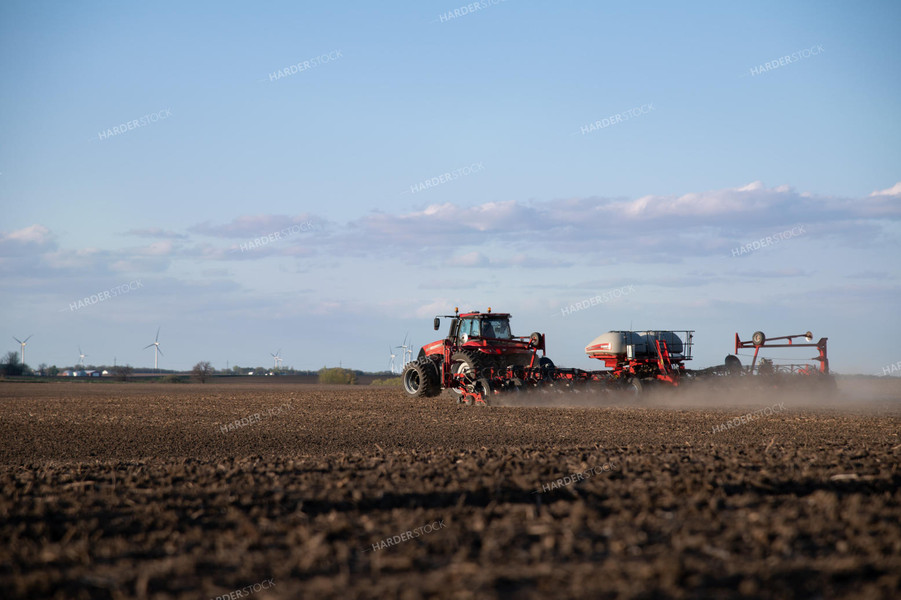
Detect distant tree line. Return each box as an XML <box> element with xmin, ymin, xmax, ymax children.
<box><xmin>1</xmin><ymin>352</ymin><xmax>394</xmax><ymax>382</ymax></box>
<box><xmin>0</xmin><ymin>352</ymin><xmax>28</xmax><ymax>377</ymax></box>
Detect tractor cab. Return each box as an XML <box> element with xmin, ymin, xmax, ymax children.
<box><xmin>446</xmin><ymin>312</ymin><xmax>514</xmax><ymax>343</ymax></box>
<box><xmin>420</xmin><ymin>307</ymin><xmax>543</xmax><ymax>368</ymax></box>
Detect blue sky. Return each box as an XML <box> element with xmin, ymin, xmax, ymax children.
<box><xmin>1</xmin><ymin>0</ymin><xmax>899</xmax><ymax>374</ymax></box>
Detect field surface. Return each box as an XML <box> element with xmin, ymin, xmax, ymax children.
<box><xmin>1</xmin><ymin>379</ymin><xmax>900</xmax><ymax>599</ymax></box>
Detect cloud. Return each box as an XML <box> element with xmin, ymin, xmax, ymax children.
<box><xmin>845</xmin><ymin>270</ymin><xmax>889</xmax><ymax>279</ymax></box>
<box><xmin>732</xmin><ymin>268</ymin><xmax>811</xmax><ymax>278</ymax></box>
<box><xmin>139</xmin><ymin>241</ymin><xmax>176</xmax><ymax>256</ymax></box>
<box><xmin>0</xmin><ymin>224</ymin><xmax>56</xmax><ymax>257</ymax></box>
<box><xmin>125</xmin><ymin>228</ymin><xmax>187</xmax><ymax>239</ymax></box>
<box><xmin>446</xmin><ymin>251</ymin><xmax>490</xmax><ymax>267</ymax></box>
<box><xmin>332</xmin><ymin>182</ymin><xmax>900</xmax><ymax>265</ymax></box>
<box><xmin>444</xmin><ymin>251</ymin><xmax>573</xmax><ymax>268</ymax></box>
<box><xmin>869</xmin><ymin>182</ymin><xmax>901</xmax><ymax>197</ymax></box>
<box><xmin>190</xmin><ymin>214</ymin><xmax>322</xmax><ymax>238</ymax></box>
<box><xmin>6</xmin><ymin>182</ymin><xmax>899</xmax><ymax>284</ymax></box>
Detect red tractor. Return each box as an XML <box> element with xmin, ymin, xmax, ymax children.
<box><xmin>401</xmin><ymin>307</ymin><xmax>552</xmax><ymax>404</ymax></box>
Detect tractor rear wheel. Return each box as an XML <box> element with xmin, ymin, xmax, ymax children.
<box><xmin>448</xmin><ymin>350</ymin><xmax>490</xmax><ymax>402</ymax></box>
<box><xmin>402</xmin><ymin>358</ymin><xmax>441</xmax><ymax>398</ymax></box>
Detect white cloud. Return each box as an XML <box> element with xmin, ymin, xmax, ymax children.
<box><xmin>0</xmin><ymin>224</ymin><xmax>56</xmax><ymax>258</ymax></box>
<box><xmin>7</xmin><ymin>224</ymin><xmax>52</xmax><ymax>243</ymax></box>
<box><xmin>870</xmin><ymin>182</ymin><xmax>901</xmax><ymax>197</ymax></box>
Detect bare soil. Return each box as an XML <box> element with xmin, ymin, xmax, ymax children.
<box><xmin>1</xmin><ymin>380</ymin><xmax>899</xmax><ymax>599</ymax></box>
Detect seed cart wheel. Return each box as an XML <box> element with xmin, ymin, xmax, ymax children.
<box><xmin>538</xmin><ymin>356</ymin><xmax>556</xmax><ymax>380</ymax></box>
<box><xmin>626</xmin><ymin>377</ymin><xmax>643</xmax><ymax>397</ymax></box>
<box><xmin>724</xmin><ymin>354</ymin><xmax>742</xmax><ymax>375</ymax></box>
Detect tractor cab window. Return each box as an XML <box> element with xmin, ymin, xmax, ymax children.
<box><xmin>458</xmin><ymin>318</ymin><xmax>477</xmax><ymax>339</ymax></box>
<box><xmin>482</xmin><ymin>318</ymin><xmax>512</xmax><ymax>339</ymax></box>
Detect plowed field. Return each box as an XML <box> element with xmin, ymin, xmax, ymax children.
<box><xmin>1</xmin><ymin>380</ymin><xmax>899</xmax><ymax>599</ymax></box>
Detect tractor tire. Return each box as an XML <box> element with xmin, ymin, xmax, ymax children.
<box><xmin>402</xmin><ymin>358</ymin><xmax>441</xmax><ymax>398</ymax></box>
<box><xmin>448</xmin><ymin>350</ymin><xmax>491</xmax><ymax>402</ymax></box>
<box><xmin>724</xmin><ymin>354</ymin><xmax>742</xmax><ymax>375</ymax></box>
<box><xmin>475</xmin><ymin>378</ymin><xmax>493</xmax><ymax>406</ymax></box>
<box><xmin>418</xmin><ymin>349</ymin><xmax>444</xmax><ymax>367</ymax></box>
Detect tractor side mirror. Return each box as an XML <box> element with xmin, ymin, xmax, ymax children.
<box><xmin>433</xmin><ymin>317</ymin><xmax>440</xmax><ymax>330</ymax></box>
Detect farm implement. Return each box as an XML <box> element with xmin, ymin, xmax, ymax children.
<box><xmin>723</xmin><ymin>330</ymin><xmax>835</xmax><ymax>388</ymax></box>
<box><xmin>401</xmin><ymin>308</ymin><xmax>695</xmax><ymax>405</ymax></box>
<box><xmin>400</xmin><ymin>308</ymin><xmax>834</xmax><ymax>404</ymax></box>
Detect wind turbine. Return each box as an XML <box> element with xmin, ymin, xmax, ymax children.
<box><xmin>143</xmin><ymin>327</ymin><xmax>163</xmax><ymax>371</ymax></box>
<box><xmin>12</xmin><ymin>335</ymin><xmax>32</xmax><ymax>365</ymax></box>
<box><xmin>388</xmin><ymin>345</ymin><xmax>398</xmax><ymax>374</ymax></box>
<box><xmin>396</xmin><ymin>333</ymin><xmax>413</xmax><ymax>368</ymax></box>
<box><xmin>270</xmin><ymin>349</ymin><xmax>283</xmax><ymax>370</ymax></box>
<box><xmin>78</xmin><ymin>346</ymin><xmax>87</xmax><ymax>367</ymax></box>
